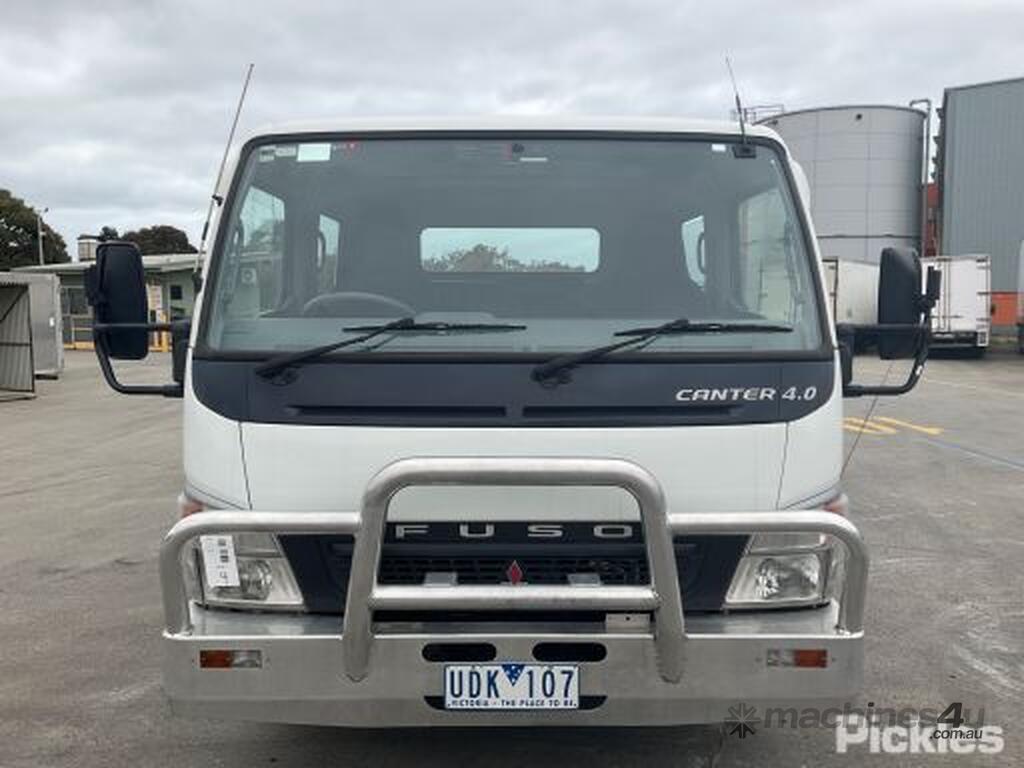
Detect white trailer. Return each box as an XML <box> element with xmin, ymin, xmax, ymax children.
<box><xmin>921</xmin><ymin>255</ymin><xmax>991</xmax><ymax>352</ymax></box>
<box><xmin>822</xmin><ymin>259</ymin><xmax>878</xmax><ymax>325</ymax></box>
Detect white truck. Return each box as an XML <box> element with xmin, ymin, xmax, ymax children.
<box><xmin>85</xmin><ymin>118</ymin><xmax>937</xmax><ymax>727</ymax></box>
<box><xmin>920</xmin><ymin>255</ymin><xmax>991</xmax><ymax>354</ymax></box>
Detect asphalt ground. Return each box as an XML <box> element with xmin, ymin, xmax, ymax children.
<box><xmin>1</xmin><ymin>350</ymin><xmax>1021</xmax><ymax>767</ymax></box>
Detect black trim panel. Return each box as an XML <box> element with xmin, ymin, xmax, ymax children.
<box><xmin>192</xmin><ymin>357</ymin><xmax>834</xmax><ymax>427</ymax></box>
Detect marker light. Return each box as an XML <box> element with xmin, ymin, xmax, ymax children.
<box><xmin>199</xmin><ymin>649</ymin><xmax>263</xmax><ymax>669</ymax></box>
<box><xmin>766</xmin><ymin>648</ymin><xmax>829</xmax><ymax>668</ymax></box>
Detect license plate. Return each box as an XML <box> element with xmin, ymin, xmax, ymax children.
<box><xmin>444</xmin><ymin>663</ymin><xmax>579</xmax><ymax>710</ymax></box>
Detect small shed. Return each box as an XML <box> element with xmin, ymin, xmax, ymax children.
<box><xmin>0</xmin><ymin>272</ymin><xmax>64</xmax><ymax>377</ymax></box>
<box><xmin>0</xmin><ymin>281</ymin><xmax>35</xmax><ymax>400</ymax></box>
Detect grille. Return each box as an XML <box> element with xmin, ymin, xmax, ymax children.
<box><xmin>378</xmin><ymin>553</ymin><xmax>649</xmax><ymax>586</ymax></box>
<box><xmin>278</xmin><ymin>533</ymin><xmax>748</xmax><ymax>615</ymax></box>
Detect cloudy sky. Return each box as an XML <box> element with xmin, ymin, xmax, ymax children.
<box><xmin>2</xmin><ymin>0</ymin><xmax>1021</xmax><ymax>254</ymax></box>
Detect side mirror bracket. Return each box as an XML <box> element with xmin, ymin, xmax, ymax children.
<box><xmin>92</xmin><ymin>319</ymin><xmax>189</xmax><ymax>397</ymax></box>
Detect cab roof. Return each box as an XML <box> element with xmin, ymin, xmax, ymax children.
<box><xmin>217</xmin><ymin>116</ymin><xmax>787</xmax><ymax>198</ymax></box>
<box><xmin>243</xmin><ymin>115</ymin><xmax>782</xmax><ymax>142</ymax></box>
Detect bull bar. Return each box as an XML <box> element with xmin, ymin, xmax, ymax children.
<box><xmin>161</xmin><ymin>457</ymin><xmax>867</xmax><ymax>692</ymax></box>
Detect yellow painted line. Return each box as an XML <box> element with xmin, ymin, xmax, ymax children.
<box><xmin>872</xmin><ymin>416</ymin><xmax>944</xmax><ymax>436</ymax></box>
<box><xmin>843</xmin><ymin>417</ymin><xmax>897</xmax><ymax>435</ymax></box>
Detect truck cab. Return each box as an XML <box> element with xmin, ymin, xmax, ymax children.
<box><xmin>87</xmin><ymin>117</ymin><xmax>936</xmax><ymax>726</ymax></box>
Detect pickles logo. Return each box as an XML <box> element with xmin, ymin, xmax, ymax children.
<box><xmin>725</xmin><ymin>703</ymin><xmax>761</xmax><ymax>738</ymax></box>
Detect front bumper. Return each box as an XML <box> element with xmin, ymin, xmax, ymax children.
<box><xmin>161</xmin><ymin>457</ymin><xmax>867</xmax><ymax>727</ymax></box>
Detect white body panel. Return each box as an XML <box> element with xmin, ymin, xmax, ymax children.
<box><xmin>822</xmin><ymin>258</ymin><xmax>879</xmax><ymax>325</ymax></box>
<box><xmin>183</xmin><ymin>364</ymin><xmax>842</xmax><ymax>520</ymax></box>
<box><xmin>921</xmin><ymin>255</ymin><xmax>991</xmax><ymax>347</ymax></box>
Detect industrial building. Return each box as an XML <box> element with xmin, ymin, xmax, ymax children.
<box><xmin>936</xmin><ymin>76</ymin><xmax>1024</xmax><ymax>331</ymax></box>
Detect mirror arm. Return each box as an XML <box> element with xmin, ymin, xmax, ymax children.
<box><xmin>838</xmin><ymin>311</ymin><xmax>934</xmax><ymax>398</ymax></box>
<box><xmin>92</xmin><ymin>320</ymin><xmax>189</xmax><ymax>398</ymax></box>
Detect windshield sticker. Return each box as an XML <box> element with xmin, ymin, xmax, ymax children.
<box><xmin>297</xmin><ymin>143</ymin><xmax>332</xmax><ymax>162</ymax></box>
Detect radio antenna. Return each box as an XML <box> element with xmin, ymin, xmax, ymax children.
<box><xmin>725</xmin><ymin>56</ymin><xmax>756</xmax><ymax>157</ymax></box>
<box><xmin>193</xmin><ymin>63</ymin><xmax>254</xmax><ymax>285</ymax></box>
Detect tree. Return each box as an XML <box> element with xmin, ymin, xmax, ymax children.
<box><xmin>0</xmin><ymin>189</ymin><xmax>69</xmax><ymax>269</ymax></box>
<box><xmin>121</xmin><ymin>224</ymin><xmax>197</xmax><ymax>255</ymax></box>
<box><xmin>97</xmin><ymin>226</ymin><xmax>120</xmax><ymax>241</ymax></box>
<box><xmin>423</xmin><ymin>243</ymin><xmax>584</xmax><ymax>273</ymax></box>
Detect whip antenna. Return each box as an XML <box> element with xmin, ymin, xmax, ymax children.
<box><xmin>725</xmin><ymin>56</ymin><xmax>756</xmax><ymax>157</ymax></box>
<box><xmin>193</xmin><ymin>63</ymin><xmax>254</xmax><ymax>285</ymax></box>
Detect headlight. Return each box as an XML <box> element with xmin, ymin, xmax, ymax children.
<box><xmin>191</xmin><ymin>532</ymin><xmax>305</xmax><ymax>611</ymax></box>
<box><xmin>725</xmin><ymin>531</ymin><xmax>840</xmax><ymax>609</ymax></box>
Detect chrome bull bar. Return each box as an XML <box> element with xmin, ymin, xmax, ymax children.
<box><xmin>160</xmin><ymin>457</ymin><xmax>868</xmax><ymax>685</ymax></box>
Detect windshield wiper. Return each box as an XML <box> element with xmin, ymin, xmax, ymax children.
<box><xmin>255</xmin><ymin>317</ymin><xmax>526</xmax><ymax>379</ymax></box>
<box><xmin>342</xmin><ymin>321</ymin><xmax>527</xmax><ymax>333</ymax></box>
<box><xmin>530</xmin><ymin>318</ymin><xmax>793</xmax><ymax>385</ymax></box>
<box><xmin>613</xmin><ymin>320</ymin><xmax>794</xmax><ymax>336</ymax></box>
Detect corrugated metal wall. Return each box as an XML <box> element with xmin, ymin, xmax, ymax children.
<box><xmin>0</xmin><ymin>284</ymin><xmax>35</xmax><ymax>398</ymax></box>
<box><xmin>0</xmin><ymin>272</ymin><xmax>64</xmax><ymax>377</ymax></box>
<box><xmin>941</xmin><ymin>77</ymin><xmax>1024</xmax><ymax>293</ymax></box>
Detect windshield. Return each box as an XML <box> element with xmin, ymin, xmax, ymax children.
<box><xmin>204</xmin><ymin>136</ymin><xmax>824</xmax><ymax>356</ymax></box>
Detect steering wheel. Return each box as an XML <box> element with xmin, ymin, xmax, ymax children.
<box><xmin>302</xmin><ymin>291</ymin><xmax>415</xmax><ymax>318</ymax></box>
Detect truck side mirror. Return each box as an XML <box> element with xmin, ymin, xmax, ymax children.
<box><xmin>877</xmin><ymin>247</ymin><xmax>925</xmax><ymax>359</ymax></box>
<box><xmin>85</xmin><ymin>242</ymin><xmax>150</xmax><ymax>359</ymax></box>
<box><xmin>838</xmin><ymin>247</ymin><xmax>940</xmax><ymax>398</ymax></box>
<box><xmin>86</xmin><ymin>241</ymin><xmax>187</xmax><ymax>398</ymax></box>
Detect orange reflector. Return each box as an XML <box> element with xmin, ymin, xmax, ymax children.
<box><xmin>199</xmin><ymin>650</ymin><xmax>234</xmax><ymax>668</ymax></box>
<box><xmin>792</xmin><ymin>649</ymin><xmax>829</xmax><ymax>668</ymax></box>
<box><xmin>199</xmin><ymin>649</ymin><xmax>263</xmax><ymax>669</ymax></box>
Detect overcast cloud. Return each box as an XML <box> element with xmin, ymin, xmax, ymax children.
<box><xmin>1</xmin><ymin>0</ymin><xmax>1021</xmax><ymax>252</ymax></box>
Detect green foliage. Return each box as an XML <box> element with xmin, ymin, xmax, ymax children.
<box><xmin>0</xmin><ymin>189</ymin><xmax>69</xmax><ymax>269</ymax></box>
<box><xmin>121</xmin><ymin>224</ymin><xmax>197</xmax><ymax>255</ymax></box>
<box><xmin>97</xmin><ymin>226</ymin><xmax>120</xmax><ymax>241</ymax></box>
<box><xmin>423</xmin><ymin>243</ymin><xmax>584</xmax><ymax>273</ymax></box>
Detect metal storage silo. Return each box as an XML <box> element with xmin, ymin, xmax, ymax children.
<box><xmin>758</xmin><ymin>106</ymin><xmax>926</xmax><ymax>264</ymax></box>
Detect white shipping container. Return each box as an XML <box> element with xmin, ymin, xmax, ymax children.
<box><xmin>921</xmin><ymin>255</ymin><xmax>991</xmax><ymax>351</ymax></box>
